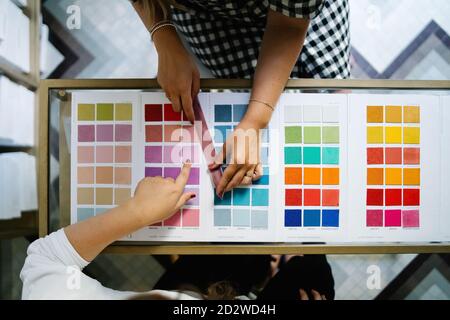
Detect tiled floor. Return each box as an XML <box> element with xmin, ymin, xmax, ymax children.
<box><xmin>1</xmin><ymin>0</ymin><xmax>449</xmax><ymax>300</ymax></box>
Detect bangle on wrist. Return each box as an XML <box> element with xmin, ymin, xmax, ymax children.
<box><xmin>150</xmin><ymin>20</ymin><xmax>176</xmax><ymax>40</ymax></box>
<box><xmin>249</xmin><ymin>98</ymin><xmax>275</xmax><ymax>112</ymax></box>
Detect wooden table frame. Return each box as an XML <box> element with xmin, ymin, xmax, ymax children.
<box><xmin>38</xmin><ymin>79</ymin><xmax>450</xmax><ymax>254</ymax></box>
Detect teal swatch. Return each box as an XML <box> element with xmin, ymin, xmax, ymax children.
<box><xmin>304</xmin><ymin>126</ymin><xmax>321</xmax><ymax>144</ymax></box>
<box><xmin>284</xmin><ymin>147</ymin><xmax>302</xmax><ymax>164</ymax></box>
<box><xmin>322</xmin><ymin>147</ymin><xmax>339</xmax><ymax>164</ymax></box>
<box><xmin>252</xmin><ymin>189</ymin><xmax>269</xmax><ymax>206</ymax></box>
<box><xmin>303</xmin><ymin>147</ymin><xmax>321</xmax><ymax>164</ymax></box>
<box><xmin>233</xmin><ymin>188</ymin><xmax>251</xmax><ymax>206</ymax></box>
<box><xmin>214</xmin><ymin>191</ymin><xmax>232</xmax><ymax>205</ymax></box>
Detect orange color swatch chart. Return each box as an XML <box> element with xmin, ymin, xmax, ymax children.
<box><xmin>366</xmin><ymin>105</ymin><xmax>421</xmax><ymax>228</ymax></box>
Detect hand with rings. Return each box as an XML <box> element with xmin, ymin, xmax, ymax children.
<box><xmin>209</xmin><ymin>120</ymin><xmax>264</xmax><ymax>198</ymax></box>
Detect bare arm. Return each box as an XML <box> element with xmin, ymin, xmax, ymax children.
<box><xmin>215</xmin><ymin>10</ymin><xmax>309</xmax><ymax>195</ymax></box>
<box><xmin>245</xmin><ymin>9</ymin><xmax>309</xmax><ymax>127</ymax></box>
<box><xmin>64</xmin><ymin>164</ymin><xmax>194</xmax><ymax>262</ymax></box>
<box><xmin>132</xmin><ymin>0</ymin><xmax>198</xmax><ymax>122</ymax></box>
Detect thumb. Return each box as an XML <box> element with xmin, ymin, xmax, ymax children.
<box><xmin>174</xmin><ymin>192</ymin><xmax>196</xmax><ymax>211</ymax></box>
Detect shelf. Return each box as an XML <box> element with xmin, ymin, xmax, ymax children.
<box><xmin>0</xmin><ymin>145</ymin><xmax>34</xmax><ymax>153</ymax></box>
<box><xmin>102</xmin><ymin>243</ymin><xmax>450</xmax><ymax>255</ymax></box>
<box><xmin>0</xmin><ymin>56</ymin><xmax>38</xmax><ymax>91</ymax></box>
<box><xmin>0</xmin><ymin>0</ymin><xmax>40</xmax><ymax>240</ymax></box>
<box><xmin>0</xmin><ymin>211</ymin><xmax>38</xmax><ymax>240</ymax></box>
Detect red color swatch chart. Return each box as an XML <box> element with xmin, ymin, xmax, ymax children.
<box><xmin>144</xmin><ymin>103</ymin><xmax>201</xmax><ymax>228</ymax></box>
<box><xmin>366</xmin><ymin>105</ymin><xmax>421</xmax><ymax>228</ymax></box>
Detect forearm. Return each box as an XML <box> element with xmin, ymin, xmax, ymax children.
<box><xmin>132</xmin><ymin>0</ymin><xmax>164</xmax><ymax>31</ymax></box>
<box><xmin>245</xmin><ymin>10</ymin><xmax>309</xmax><ymax>127</ymax></box>
<box><xmin>132</xmin><ymin>0</ymin><xmax>179</xmax><ymax>52</ymax></box>
<box><xmin>64</xmin><ymin>200</ymin><xmax>148</xmax><ymax>262</ymax></box>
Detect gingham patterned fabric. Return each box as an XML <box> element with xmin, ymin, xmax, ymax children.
<box><xmin>171</xmin><ymin>0</ymin><xmax>350</xmax><ymax>79</ymax></box>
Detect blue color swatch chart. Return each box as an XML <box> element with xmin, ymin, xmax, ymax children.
<box><xmin>203</xmin><ymin>93</ymin><xmax>277</xmax><ymax>241</ymax></box>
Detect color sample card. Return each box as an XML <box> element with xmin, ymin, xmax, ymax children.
<box><xmin>72</xmin><ymin>94</ymin><xmax>136</xmax><ymax>223</ymax></box>
<box><xmin>142</xmin><ymin>97</ymin><xmax>201</xmax><ymax>229</ymax></box>
<box><xmin>205</xmin><ymin>93</ymin><xmax>276</xmax><ymax>241</ymax></box>
<box><xmin>212</xmin><ymin>105</ymin><xmax>269</xmax><ymax>229</ymax></box>
<box><xmin>71</xmin><ymin>92</ymin><xmax>450</xmax><ymax>243</ymax></box>
<box><xmin>366</xmin><ymin>105</ymin><xmax>421</xmax><ymax>228</ymax></box>
<box><xmin>348</xmin><ymin>94</ymin><xmax>444</xmax><ymax>242</ymax></box>
<box><xmin>278</xmin><ymin>93</ymin><xmax>348</xmax><ymax>242</ymax></box>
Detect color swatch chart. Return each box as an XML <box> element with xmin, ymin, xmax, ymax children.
<box><xmin>71</xmin><ymin>92</ymin><xmax>450</xmax><ymax>243</ymax></box>
<box><xmin>75</xmin><ymin>102</ymin><xmax>133</xmax><ymax>222</ymax></box>
<box><xmin>282</xmin><ymin>102</ymin><xmax>341</xmax><ymax>229</ymax></box>
<box><xmin>143</xmin><ymin>102</ymin><xmax>201</xmax><ymax>228</ymax></box>
<box><xmin>212</xmin><ymin>102</ymin><xmax>271</xmax><ymax>230</ymax></box>
<box><xmin>366</xmin><ymin>105</ymin><xmax>421</xmax><ymax>228</ymax></box>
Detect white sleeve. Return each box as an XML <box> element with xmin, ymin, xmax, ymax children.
<box><xmin>20</xmin><ymin>229</ymin><xmax>137</xmax><ymax>300</ymax></box>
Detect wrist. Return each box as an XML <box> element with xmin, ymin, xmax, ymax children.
<box><xmin>152</xmin><ymin>26</ymin><xmax>180</xmax><ymax>51</ymax></box>
<box><xmin>123</xmin><ymin>198</ymin><xmax>156</xmax><ymax>228</ymax></box>
<box><xmin>241</xmin><ymin>102</ymin><xmax>273</xmax><ymax>128</ymax></box>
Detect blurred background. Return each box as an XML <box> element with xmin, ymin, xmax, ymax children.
<box><xmin>0</xmin><ymin>0</ymin><xmax>449</xmax><ymax>299</ymax></box>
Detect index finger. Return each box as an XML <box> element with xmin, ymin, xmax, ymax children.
<box><xmin>175</xmin><ymin>162</ymin><xmax>192</xmax><ymax>189</ymax></box>
<box><xmin>181</xmin><ymin>93</ymin><xmax>195</xmax><ymax>124</ymax></box>
<box><xmin>216</xmin><ymin>164</ymin><xmax>238</xmax><ymax>196</ymax></box>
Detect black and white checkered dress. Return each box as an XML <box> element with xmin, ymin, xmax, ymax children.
<box><xmin>171</xmin><ymin>0</ymin><xmax>350</xmax><ymax>79</ymax></box>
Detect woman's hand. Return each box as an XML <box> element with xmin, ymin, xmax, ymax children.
<box><xmin>153</xmin><ymin>27</ymin><xmax>199</xmax><ymax>123</ymax></box>
<box><xmin>65</xmin><ymin>163</ymin><xmax>194</xmax><ymax>262</ymax></box>
<box><xmin>131</xmin><ymin>162</ymin><xmax>196</xmax><ymax>225</ymax></box>
<box><xmin>211</xmin><ymin>109</ymin><xmax>268</xmax><ymax>197</ymax></box>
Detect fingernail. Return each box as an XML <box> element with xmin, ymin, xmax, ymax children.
<box><xmin>190</xmin><ymin>194</ymin><xmax>196</xmax><ymax>199</ymax></box>
<box><xmin>185</xmin><ymin>159</ymin><xmax>191</xmax><ymax>164</ymax></box>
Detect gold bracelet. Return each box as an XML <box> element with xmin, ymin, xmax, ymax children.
<box><xmin>249</xmin><ymin>99</ymin><xmax>275</xmax><ymax>111</ymax></box>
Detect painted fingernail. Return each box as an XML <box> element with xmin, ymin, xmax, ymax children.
<box><xmin>190</xmin><ymin>194</ymin><xmax>196</xmax><ymax>199</ymax></box>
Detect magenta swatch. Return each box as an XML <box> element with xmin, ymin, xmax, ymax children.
<box><xmin>145</xmin><ymin>167</ymin><xmax>162</xmax><ymax>177</ymax></box>
<box><xmin>366</xmin><ymin>210</ymin><xmax>383</xmax><ymax>227</ymax></box>
<box><xmin>403</xmin><ymin>210</ymin><xmax>420</xmax><ymax>228</ymax></box>
<box><xmin>163</xmin><ymin>167</ymin><xmax>181</xmax><ymax>180</ymax></box>
<box><xmin>78</xmin><ymin>125</ymin><xmax>95</xmax><ymax>142</ymax></box>
<box><xmin>96</xmin><ymin>125</ymin><xmax>113</xmax><ymax>142</ymax></box>
<box><xmin>187</xmin><ymin>168</ymin><xmax>200</xmax><ymax>185</ymax></box>
<box><xmin>163</xmin><ymin>167</ymin><xmax>199</xmax><ymax>185</ymax></box>
<box><xmin>145</xmin><ymin>146</ymin><xmax>162</xmax><ymax>163</ymax></box>
<box><xmin>115</xmin><ymin>124</ymin><xmax>132</xmax><ymax>142</ymax></box>
<box><xmin>385</xmin><ymin>210</ymin><xmax>401</xmax><ymax>227</ymax></box>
